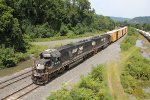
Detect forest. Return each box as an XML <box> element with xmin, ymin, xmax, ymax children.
<box><xmin>0</xmin><ymin>0</ymin><xmax>115</xmax><ymax>68</ymax></box>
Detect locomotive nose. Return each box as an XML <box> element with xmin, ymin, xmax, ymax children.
<box><xmin>36</xmin><ymin>64</ymin><xmax>45</xmax><ymax>70</ymax></box>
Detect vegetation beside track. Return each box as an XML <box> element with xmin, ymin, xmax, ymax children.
<box><xmin>120</xmin><ymin>27</ymin><xmax>139</xmax><ymax>51</ymax></box>
<box><xmin>47</xmin><ymin>65</ymin><xmax>112</xmax><ymax>100</ymax></box>
<box><xmin>120</xmin><ymin>27</ymin><xmax>150</xmax><ymax>99</ymax></box>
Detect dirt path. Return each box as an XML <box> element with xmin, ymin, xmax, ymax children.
<box><xmin>106</xmin><ymin>47</ymin><xmax>137</xmax><ymax>100</ymax></box>
<box><xmin>106</xmin><ymin>62</ymin><xmax>127</xmax><ymax>100</ymax></box>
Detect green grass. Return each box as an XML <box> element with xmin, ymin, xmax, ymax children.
<box><xmin>35</xmin><ymin>31</ymin><xmax>105</xmax><ymax>42</ymax></box>
<box><xmin>0</xmin><ymin>59</ymin><xmax>33</xmax><ymax>77</ymax></box>
<box><xmin>26</xmin><ymin>44</ymin><xmax>48</xmax><ymax>58</ymax></box>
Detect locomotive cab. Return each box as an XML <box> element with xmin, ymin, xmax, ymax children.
<box><xmin>32</xmin><ymin>49</ymin><xmax>61</xmax><ymax>84</ymax></box>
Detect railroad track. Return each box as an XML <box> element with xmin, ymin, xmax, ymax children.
<box><xmin>0</xmin><ymin>70</ymin><xmax>32</xmax><ymax>89</ymax></box>
<box><xmin>2</xmin><ymin>83</ymin><xmax>39</xmax><ymax>100</ymax></box>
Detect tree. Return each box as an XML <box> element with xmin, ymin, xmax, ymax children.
<box><xmin>0</xmin><ymin>2</ymin><xmax>26</xmax><ymax>52</ymax></box>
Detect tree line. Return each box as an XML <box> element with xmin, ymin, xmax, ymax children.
<box><xmin>117</xmin><ymin>21</ymin><xmax>150</xmax><ymax>31</ymax></box>
<box><xmin>0</xmin><ymin>0</ymin><xmax>115</xmax><ymax>68</ymax></box>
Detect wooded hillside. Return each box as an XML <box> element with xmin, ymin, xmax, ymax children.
<box><xmin>0</xmin><ymin>0</ymin><xmax>115</xmax><ymax>68</ymax></box>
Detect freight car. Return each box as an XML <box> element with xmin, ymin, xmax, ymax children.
<box><xmin>32</xmin><ymin>26</ymin><xmax>128</xmax><ymax>84</ymax></box>
<box><xmin>137</xmin><ymin>29</ymin><xmax>150</xmax><ymax>42</ymax></box>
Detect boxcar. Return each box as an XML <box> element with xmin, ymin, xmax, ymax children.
<box><xmin>107</xmin><ymin>30</ymin><xmax>118</xmax><ymax>42</ymax></box>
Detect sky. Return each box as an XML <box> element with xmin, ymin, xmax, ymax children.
<box><xmin>89</xmin><ymin>0</ymin><xmax>150</xmax><ymax>18</ymax></box>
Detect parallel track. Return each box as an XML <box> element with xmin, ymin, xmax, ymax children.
<box><xmin>2</xmin><ymin>83</ymin><xmax>39</xmax><ymax>100</ymax></box>
<box><xmin>0</xmin><ymin>70</ymin><xmax>32</xmax><ymax>89</ymax></box>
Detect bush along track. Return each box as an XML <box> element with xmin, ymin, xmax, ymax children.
<box><xmin>47</xmin><ymin>65</ymin><xmax>112</xmax><ymax>100</ymax></box>
<box><xmin>120</xmin><ymin>27</ymin><xmax>150</xmax><ymax>99</ymax></box>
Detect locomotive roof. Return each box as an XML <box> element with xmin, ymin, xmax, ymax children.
<box><xmin>58</xmin><ymin>38</ymin><xmax>92</xmax><ymax>51</ymax></box>
<box><xmin>42</xmin><ymin>49</ymin><xmax>61</xmax><ymax>57</ymax></box>
<box><xmin>58</xmin><ymin>34</ymin><xmax>110</xmax><ymax>51</ymax></box>
<box><xmin>58</xmin><ymin>44</ymin><xmax>74</xmax><ymax>51</ymax></box>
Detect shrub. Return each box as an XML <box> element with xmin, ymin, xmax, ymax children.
<box><xmin>60</xmin><ymin>23</ymin><xmax>69</xmax><ymax>36</ymax></box>
<box><xmin>70</xmin><ymin>87</ymin><xmax>95</xmax><ymax>100</ymax></box>
<box><xmin>47</xmin><ymin>88</ymin><xmax>73</xmax><ymax>100</ymax></box>
<box><xmin>90</xmin><ymin>65</ymin><xmax>104</xmax><ymax>82</ymax></box>
<box><xmin>120</xmin><ymin>73</ymin><xmax>138</xmax><ymax>94</ymax></box>
<box><xmin>79</xmin><ymin>76</ymin><xmax>100</xmax><ymax>93</ymax></box>
<box><xmin>0</xmin><ymin>48</ymin><xmax>17</xmax><ymax>68</ymax></box>
<box><xmin>15</xmin><ymin>52</ymin><xmax>29</xmax><ymax>62</ymax></box>
<box><xmin>74</xmin><ymin>23</ymin><xmax>86</xmax><ymax>35</ymax></box>
<box><xmin>125</xmin><ymin>51</ymin><xmax>150</xmax><ymax>80</ymax></box>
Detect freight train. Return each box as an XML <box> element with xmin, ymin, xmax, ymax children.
<box><xmin>136</xmin><ymin>29</ymin><xmax>150</xmax><ymax>41</ymax></box>
<box><xmin>32</xmin><ymin>26</ymin><xmax>128</xmax><ymax>84</ymax></box>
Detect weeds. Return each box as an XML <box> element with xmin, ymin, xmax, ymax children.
<box><xmin>47</xmin><ymin>65</ymin><xmax>112</xmax><ymax>100</ymax></box>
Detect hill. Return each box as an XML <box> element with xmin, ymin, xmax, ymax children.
<box><xmin>109</xmin><ymin>16</ymin><xmax>130</xmax><ymax>22</ymax></box>
<box><xmin>130</xmin><ymin>16</ymin><xmax>150</xmax><ymax>24</ymax></box>
<box><xmin>110</xmin><ymin>16</ymin><xmax>150</xmax><ymax>24</ymax></box>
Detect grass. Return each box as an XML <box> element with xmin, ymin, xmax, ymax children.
<box><xmin>34</xmin><ymin>31</ymin><xmax>105</xmax><ymax>42</ymax></box>
<box><xmin>0</xmin><ymin>59</ymin><xmax>33</xmax><ymax>77</ymax></box>
<box><xmin>27</xmin><ymin>44</ymin><xmax>48</xmax><ymax>58</ymax></box>
<box><xmin>106</xmin><ymin>62</ymin><xmax>127</xmax><ymax>100</ymax></box>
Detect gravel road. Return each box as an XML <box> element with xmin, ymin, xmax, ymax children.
<box><xmin>0</xmin><ymin>35</ymin><xmax>125</xmax><ymax>100</ymax></box>
<box><xmin>32</xmin><ymin>37</ymin><xmax>92</xmax><ymax>48</ymax></box>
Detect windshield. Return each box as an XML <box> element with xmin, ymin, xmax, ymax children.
<box><xmin>45</xmin><ymin>60</ymin><xmax>52</xmax><ymax>67</ymax></box>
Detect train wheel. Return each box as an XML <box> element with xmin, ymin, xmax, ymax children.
<box><xmin>65</xmin><ymin>65</ymin><xmax>69</xmax><ymax>70</ymax></box>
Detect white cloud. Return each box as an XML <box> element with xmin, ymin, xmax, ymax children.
<box><xmin>89</xmin><ymin>0</ymin><xmax>150</xmax><ymax>18</ymax></box>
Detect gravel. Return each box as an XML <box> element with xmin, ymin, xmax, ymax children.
<box><xmin>0</xmin><ymin>35</ymin><xmax>125</xmax><ymax>100</ymax></box>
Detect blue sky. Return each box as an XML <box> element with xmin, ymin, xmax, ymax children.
<box><xmin>89</xmin><ymin>0</ymin><xmax>150</xmax><ymax>18</ymax></box>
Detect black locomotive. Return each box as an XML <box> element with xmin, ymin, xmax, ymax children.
<box><xmin>32</xmin><ymin>34</ymin><xmax>111</xmax><ymax>84</ymax></box>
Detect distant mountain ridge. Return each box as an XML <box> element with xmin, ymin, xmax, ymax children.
<box><xmin>130</xmin><ymin>16</ymin><xmax>150</xmax><ymax>24</ymax></box>
<box><xmin>109</xmin><ymin>16</ymin><xmax>130</xmax><ymax>22</ymax></box>
<box><xmin>110</xmin><ymin>16</ymin><xmax>150</xmax><ymax>24</ymax></box>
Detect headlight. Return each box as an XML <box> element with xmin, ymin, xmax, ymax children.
<box><xmin>36</xmin><ymin>64</ymin><xmax>45</xmax><ymax>70</ymax></box>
